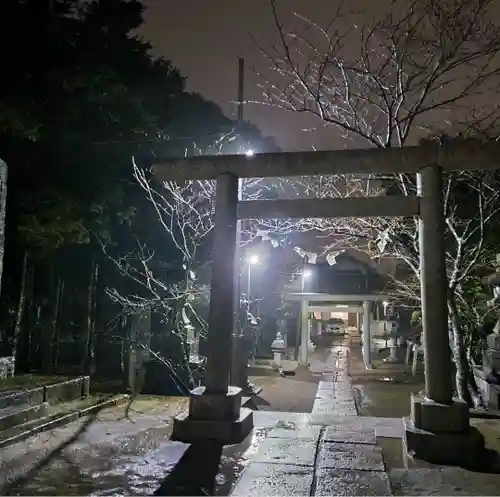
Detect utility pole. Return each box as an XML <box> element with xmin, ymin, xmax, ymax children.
<box><xmin>230</xmin><ymin>58</ymin><xmax>258</xmax><ymax>394</ymax></box>
<box><xmin>237</xmin><ymin>58</ymin><xmax>245</xmax><ymax>122</ymax></box>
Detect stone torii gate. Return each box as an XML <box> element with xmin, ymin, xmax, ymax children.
<box><xmin>154</xmin><ymin>142</ymin><xmax>500</xmax><ymax>464</ymax></box>
<box><xmin>285</xmin><ymin>292</ymin><xmax>389</xmax><ymax>369</ymax></box>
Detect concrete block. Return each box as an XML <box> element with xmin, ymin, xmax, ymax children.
<box><xmin>44</xmin><ymin>378</ymin><xmax>85</xmax><ymax>405</ymax></box>
<box><xmin>0</xmin><ymin>402</ymin><xmax>48</xmax><ymax>431</ymax></box>
<box><xmin>266</xmin><ymin>425</ymin><xmax>321</xmax><ymax>441</ymax></box>
<box><xmin>474</xmin><ymin>374</ymin><xmax>500</xmax><ymax>410</ymax></box>
<box><xmin>82</xmin><ymin>376</ymin><xmax>90</xmax><ymax>397</ymax></box>
<box><xmin>315</xmin><ymin>469</ymin><xmax>392</xmax><ymax>496</ymax></box>
<box><xmin>189</xmin><ymin>386</ymin><xmax>242</xmax><ymax>421</ymax></box>
<box><xmin>171</xmin><ymin>407</ymin><xmax>253</xmax><ymax>445</ymax></box>
<box><xmin>483</xmin><ymin>348</ymin><xmax>500</xmax><ymax>371</ymax></box>
<box><xmin>323</xmin><ymin>425</ymin><xmax>377</xmax><ymax>444</ymax></box>
<box><xmin>0</xmin><ymin>387</ymin><xmax>45</xmax><ymax>410</ymax></box>
<box><xmin>250</xmin><ymin>437</ymin><xmax>316</xmax><ymax>466</ymax></box>
<box><xmin>317</xmin><ymin>381</ymin><xmax>334</xmax><ymax>391</ymax></box>
<box><xmin>318</xmin><ymin>442</ymin><xmax>385</xmax><ymax>471</ymax></box>
<box><xmin>403</xmin><ymin>417</ymin><xmax>485</xmax><ymax>468</ymax></box>
<box><xmin>230</xmin><ymin>462</ymin><xmax>313</xmax><ymax>497</ymax></box>
<box><xmin>486</xmin><ymin>333</ymin><xmax>500</xmax><ymax>350</ymax></box>
<box><xmin>410</xmin><ymin>394</ymin><xmax>469</xmax><ymax>433</ymax></box>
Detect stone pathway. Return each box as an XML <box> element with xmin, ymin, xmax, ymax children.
<box><xmin>231</xmin><ymin>338</ymin><xmax>395</xmax><ymax>496</ymax></box>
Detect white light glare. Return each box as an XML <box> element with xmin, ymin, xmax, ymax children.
<box><xmin>248</xmin><ymin>254</ymin><xmax>259</xmax><ymax>265</ymax></box>
<box><xmin>303</xmin><ymin>269</ymin><xmax>312</xmax><ymax>278</ymax></box>
<box><xmin>245</xmin><ymin>149</ymin><xmax>255</xmax><ymax>157</ymax></box>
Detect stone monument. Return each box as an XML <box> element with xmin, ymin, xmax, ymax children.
<box><xmin>474</xmin><ymin>270</ymin><xmax>500</xmax><ymax>409</ymax></box>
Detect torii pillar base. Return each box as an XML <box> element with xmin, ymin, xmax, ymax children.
<box><xmin>403</xmin><ymin>394</ymin><xmax>485</xmax><ymax>469</ymax></box>
<box><xmin>171</xmin><ymin>386</ymin><xmax>254</xmax><ymax>445</ymax></box>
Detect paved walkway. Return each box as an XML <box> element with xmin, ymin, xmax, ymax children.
<box><xmin>230</xmin><ymin>337</ymin><xmax>398</xmax><ymax>496</ymax></box>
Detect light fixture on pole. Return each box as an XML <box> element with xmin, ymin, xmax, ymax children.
<box><xmin>246</xmin><ymin>253</ymin><xmax>259</xmax><ymax>312</ymax></box>
<box><xmin>302</xmin><ymin>268</ymin><xmax>312</xmax><ymax>293</ymax></box>
<box><xmin>383</xmin><ymin>301</ymin><xmax>390</xmax><ymax>317</ymax></box>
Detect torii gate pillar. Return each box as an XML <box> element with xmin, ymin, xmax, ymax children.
<box><xmin>404</xmin><ymin>165</ymin><xmax>484</xmax><ymax>467</ymax></box>
<box><xmin>172</xmin><ymin>173</ymin><xmax>253</xmax><ymax>444</ymax></box>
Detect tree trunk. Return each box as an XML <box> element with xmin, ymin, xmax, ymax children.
<box><xmin>51</xmin><ymin>278</ymin><xmax>64</xmax><ymax>373</ymax></box>
<box><xmin>42</xmin><ymin>261</ymin><xmax>56</xmax><ymax>372</ymax></box>
<box><xmin>0</xmin><ymin>159</ymin><xmax>7</xmax><ymax>298</ymax></box>
<box><xmin>25</xmin><ymin>262</ymin><xmax>36</xmax><ymax>372</ymax></box>
<box><xmin>448</xmin><ymin>296</ymin><xmax>482</xmax><ymax>406</ymax></box>
<box><xmin>11</xmin><ymin>251</ymin><xmax>29</xmax><ymax>374</ymax></box>
<box><xmin>82</xmin><ymin>259</ymin><xmax>98</xmax><ymax>375</ymax></box>
<box><xmin>121</xmin><ymin>315</ymin><xmax>130</xmax><ymax>390</ymax></box>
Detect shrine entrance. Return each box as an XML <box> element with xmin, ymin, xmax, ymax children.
<box><xmin>153</xmin><ymin>141</ymin><xmax>500</xmax><ymax>462</ymax></box>
<box><xmin>284</xmin><ymin>292</ymin><xmax>389</xmax><ymax>369</ymax></box>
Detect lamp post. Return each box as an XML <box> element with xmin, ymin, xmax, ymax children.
<box><xmin>246</xmin><ymin>253</ymin><xmax>259</xmax><ymax>313</ymax></box>
<box><xmin>301</xmin><ymin>268</ymin><xmax>312</xmax><ymax>293</ymax></box>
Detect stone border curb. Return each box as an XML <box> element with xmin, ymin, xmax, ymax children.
<box><xmin>0</xmin><ymin>394</ymin><xmax>129</xmax><ymax>449</ymax></box>
<box><xmin>0</xmin><ymin>376</ymin><xmax>91</xmax><ymax>409</ymax></box>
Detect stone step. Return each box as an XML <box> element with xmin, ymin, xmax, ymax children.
<box><xmin>0</xmin><ymin>387</ymin><xmax>45</xmax><ymax>410</ymax></box>
<box><xmin>0</xmin><ymin>402</ymin><xmax>48</xmax><ymax>431</ymax></box>
<box><xmin>0</xmin><ymin>376</ymin><xmax>90</xmax><ymax>410</ymax></box>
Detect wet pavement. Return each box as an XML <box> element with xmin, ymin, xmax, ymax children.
<box><xmin>230</xmin><ymin>334</ymin><xmax>500</xmax><ymax>496</ymax></box>
<box><xmin>230</xmin><ymin>337</ymin><xmax>396</xmax><ymax>496</ymax></box>
<box><xmin>3</xmin><ymin>335</ymin><xmax>500</xmax><ymax>495</ymax></box>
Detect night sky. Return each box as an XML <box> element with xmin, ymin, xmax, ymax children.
<box><xmin>140</xmin><ymin>0</ymin><xmax>381</xmax><ymax>152</ymax></box>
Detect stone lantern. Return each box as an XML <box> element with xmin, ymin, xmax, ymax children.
<box><xmin>271</xmin><ymin>331</ymin><xmax>286</xmax><ymax>371</ymax></box>
<box><xmin>477</xmin><ymin>271</ymin><xmax>500</xmax><ymax>409</ymax></box>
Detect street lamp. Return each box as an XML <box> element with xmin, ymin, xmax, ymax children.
<box><xmin>302</xmin><ymin>268</ymin><xmax>312</xmax><ymax>293</ymax></box>
<box><xmin>246</xmin><ymin>253</ymin><xmax>259</xmax><ymax>312</ymax></box>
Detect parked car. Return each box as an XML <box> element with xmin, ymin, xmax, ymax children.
<box><xmin>325</xmin><ymin>318</ymin><xmax>345</xmax><ymax>336</ymax></box>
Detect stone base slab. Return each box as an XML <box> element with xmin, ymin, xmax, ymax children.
<box><xmin>189</xmin><ymin>385</ymin><xmax>242</xmax><ymax>421</ymax></box>
<box><xmin>410</xmin><ymin>394</ymin><xmax>469</xmax><ymax>432</ymax></box>
<box><xmin>171</xmin><ymin>407</ymin><xmax>254</xmax><ymax>445</ymax></box>
<box><xmin>403</xmin><ymin>417</ymin><xmax>485</xmax><ymax>468</ymax></box>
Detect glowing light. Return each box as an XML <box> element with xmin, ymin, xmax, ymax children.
<box><xmin>303</xmin><ymin>269</ymin><xmax>312</xmax><ymax>278</ymax></box>
<box><xmin>247</xmin><ymin>254</ymin><xmax>259</xmax><ymax>265</ymax></box>
<box><xmin>245</xmin><ymin>149</ymin><xmax>255</xmax><ymax>157</ymax></box>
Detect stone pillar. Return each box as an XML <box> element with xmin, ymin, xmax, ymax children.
<box><xmin>205</xmin><ymin>173</ymin><xmax>239</xmax><ymax>393</ymax></box>
<box><xmin>172</xmin><ymin>173</ymin><xmax>253</xmax><ymax>444</ymax></box>
<box><xmin>417</xmin><ymin>165</ymin><xmax>453</xmax><ymax>404</ymax></box>
<box><xmin>299</xmin><ymin>299</ymin><xmax>309</xmax><ymax>366</ymax></box>
<box><xmin>307</xmin><ymin>315</ymin><xmax>314</xmax><ymax>353</ymax></box>
<box><xmin>362</xmin><ymin>300</ymin><xmax>371</xmax><ymax>369</ymax></box>
<box><xmin>404</xmin><ymin>165</ymin><xmax>484</xmax><ymax>468</ymax></box>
